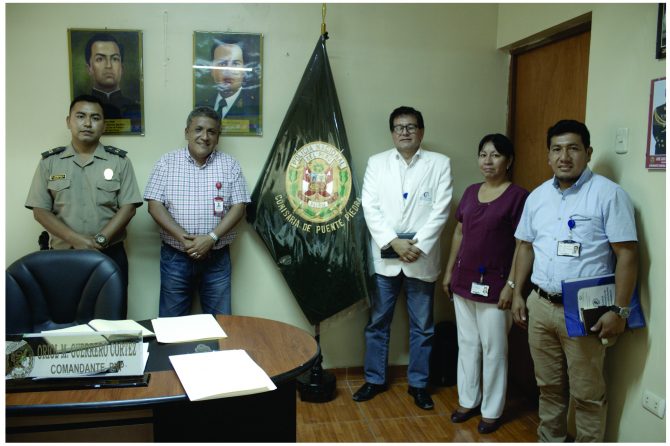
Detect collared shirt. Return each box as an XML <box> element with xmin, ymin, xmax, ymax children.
<box><xmin>144</xmin><ymin>148</ymin><xmax>250</xmax><ymax>251</ymax></box>
<box><xmin>92</xmin><ymin>87</ymin><xmax>122</xmax><ymax>99</ymax></box>
<box><xmin>214</xmin><ymin>89</ymin><xmax>242</xmax><ymax>119</ymax></box>
<box><xmin>515</xmin><ymin>167</ymin><xmax>637</xmax><ymax>293</ymax></box>
<box><xmin>362</xmin><ymin>147</ymin><xmax>453</xmax><ymax>282</ymax></box>
<box><xmin>25</xmin><ymin>143</ymin><xmax>143</xmax><ymax>249</ymax></box>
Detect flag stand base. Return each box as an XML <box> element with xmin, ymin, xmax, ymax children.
<box><xmin>296</xmin><ymin>362</ymin><xmax>336</xmax><ymax>403</ymax></box>
<box><xmin>296</xmin><ymin>324</ymin><xmax>336</xmax><ymax>403</ymax></box>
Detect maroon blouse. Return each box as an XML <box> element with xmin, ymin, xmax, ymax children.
<box><xmin>450</xmin><ymin>182</ymin><xmax>528</xmax><ymax>304</ymax></box>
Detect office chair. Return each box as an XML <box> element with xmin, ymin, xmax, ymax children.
<box><xmin>6</xmin><ymin>249</ymin><xmax>125</xmax><ymax>334</ymax></box>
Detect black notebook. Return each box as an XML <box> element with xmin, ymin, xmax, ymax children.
<box><xmin>580</xmin><ymin>306</ymin><xmax>610</xmax><ymax>334</ymax></box>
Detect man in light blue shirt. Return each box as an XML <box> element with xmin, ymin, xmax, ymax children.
<box><xmin>511</xmin><ymin>120</ymin><xmax>638</xmax><ymax>442</ymax></box>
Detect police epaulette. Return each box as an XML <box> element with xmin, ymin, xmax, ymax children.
<box><xmin>104</xmin><ymin>145</ymin><xmax>127</xmax><ymax>158</ymax></box>
<box><xmin>41</xmin><ymin>146</ymin><xmax>66</xmax><ymax>159</ymax></box>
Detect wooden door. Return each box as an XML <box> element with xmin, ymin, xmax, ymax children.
<box><xmin>510</xmin><ymin>29</ymin><xmax>591</xmax><ymax>191</ymax></box>
<box><xmin>507</xmin><ymin>26</ymin><xmax>591</xmax><ymax>404</ymax></box>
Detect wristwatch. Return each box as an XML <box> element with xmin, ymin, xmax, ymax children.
<box><xmin>94</xmin><ymin>233</ymin><xmax>109</xmax><ymax>248</ymax></box>
<box><xmin>506</xmin><ymin>280</ymin><xmax>516</xmax><ymax>289</ymax></box>
<box><xmin>608</xmin><ymin>305</ymin><xmax>631</xmax><ymax>319</ymax></box>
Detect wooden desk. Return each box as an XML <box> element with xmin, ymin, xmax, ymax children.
<box><xmin>6</xmin><ymin>315</ymin><xmax>319</xmax><ymax>442</ymax></box>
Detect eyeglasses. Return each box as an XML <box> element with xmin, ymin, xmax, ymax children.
<box><xmin>393</xmin><ymin>124</ymin><xmax>419</xmax><ymax>134</ymax></box>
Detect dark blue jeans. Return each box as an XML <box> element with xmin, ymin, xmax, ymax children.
<box><xmin>363</xmin><ymin>273</ymin><xmax>435</xmax><ymax>388</ymax></box>
<box><xmin>159</xmin><ymin>243</ymin><xmax>232</xmax><ymax>317</ymax></box>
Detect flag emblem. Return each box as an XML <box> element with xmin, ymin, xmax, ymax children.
<box><xmin>286</xmin><ymin>141</ymin><xmax>352</xmax><ymax>224</ymax></box>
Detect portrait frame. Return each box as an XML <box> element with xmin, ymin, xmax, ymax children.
<box><xmin>645</xmin><ymin>77</ymin><xmax>666</xmax><ymax>169</ymax></box>
<box><xmin>656</xmin><ymin>3</ymin><xmax>666</xmax><ymax>60</ymax></box>
<box><xmin>193</xmin><ymin>31</ymin><xmax>263</xmax><ymax>136</ymax></box>
<box><xmin>68</xmin><ymin>29</ymin><xmax>145</xmax><ymax>135</ymax></box>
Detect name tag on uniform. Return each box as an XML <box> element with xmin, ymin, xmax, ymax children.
<box><xmin>49</xmin><ymin>174</ymin><xmax>66</xmax><ymax>181</ymax></box>
<box><xmin>557</xmin><ymin>240</ymin><xmax>581</xmax><ymax>257</ymax></box>
<box><xmin>213</xmin><ymin>196</ymin><xmax>225</xmax><ymax>215</ymax></box>
<box><xmin>470</xmin><ymin>282</ymin><xmax>489</xmax><ymax>297</ymax></box>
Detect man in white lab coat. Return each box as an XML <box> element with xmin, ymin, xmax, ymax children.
<box><xmin>354</xmin><ymin>106</ymin><xmax>453</xmax><ymax>410</ymax></box>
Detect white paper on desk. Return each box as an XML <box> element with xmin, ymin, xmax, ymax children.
<box><xmin>169</xmin><ymin>349</ymin><xmax>276</xmax><ymax>401</ymax></box>
<box><xmin>41</xmin><ymin>324</ymin><xmax>106</xmax><ymax>347</ymax></box>
<box><xmin>89</xmin><ymin>319</ymin><xmax>155</xmax><ymax>338</ymax></box>
<box><xmin>42</xmin><ymin>324</ymin><xmax>95</xmax><ymax>334</ymax></box>
<box><xmin>151</xmin><ymin>314</ymin><xmax>227</xmax><ymax>343</ymax></box>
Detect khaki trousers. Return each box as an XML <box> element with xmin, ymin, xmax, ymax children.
<box><xmin>527</xmin><ymin>291</ymin><xmax>608</xmax><ymax>442</ymax></box>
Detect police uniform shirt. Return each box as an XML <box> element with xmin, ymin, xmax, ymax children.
<box><xmin>25</xmin><ymin>143</ymin><xmax>143</xmax><ymax>249</ymax></box>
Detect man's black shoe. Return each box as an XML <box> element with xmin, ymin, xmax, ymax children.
<box><xmin>352</xmin><ymin>382</ymin><xmax>388</xmax><ymax>402</ymax></box>
<box><xmin>408</xmin><ymin>386</ymin><xmax>434</xmax><ymax>410</ymax></box>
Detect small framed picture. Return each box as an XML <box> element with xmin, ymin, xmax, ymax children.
<box><xmin>68</xmin><ymin>29</ymin><xmax>144</xmax><ymax>135</ymax></box>
<box><xmin>657</xmin><ymin>3</ymin><xmax>666</xmax><ymax>60</ymax></box>
<box><xmin>646</xmin><ymin>77</ymin><xmax>665</xmax><ymax>169</ymax></box>
<box><xmin>193</xmin><ymin>32</ymin><xmax>263</xmax><ymax>136</ymax></box>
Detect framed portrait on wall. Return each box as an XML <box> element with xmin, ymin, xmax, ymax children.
<box><xmin>646</xmin><ymin>77</ymin><xmax>665</xmax><ymax>169</ymax></box>
<box><xmin>68</xmin><ymin>29</ymin><xmax>144</xmax><ymax>135</ymax></box>
<box><xmin>656</xmin><ymin>3</ymin><xmax>666</xmax><ymax>60</ymax></box>
<box><xmin>193</xmin><ymin>32</ymin><xmax>263</xmax><ymax>136</ymax></box>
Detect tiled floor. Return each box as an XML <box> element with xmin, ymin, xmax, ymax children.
<box><xmin>296</xmin><ymin>367</ymin><xmax>539</xmax><ymax>442</ymax></box>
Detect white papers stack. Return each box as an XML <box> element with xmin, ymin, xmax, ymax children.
<box><xmin>169</xmin><ymin>349</ymin><xmax>276</xmax><ymax>401</ymax></box>
<box><xmin>41</xmin><ymin>320</ymin><xmax>152</xmax><ymax>341</ymax></box>
<box><xmin>151</xmin><ymin>314</ymin><xmax>227</xmax><ymax>343</ymax></box>
<box><xmin>41</xmin><ymin>324</ymin><xmax>106</xmax><ymax>346</ymax></box>
<box><xmin>88</xmin><ymin>319</ymin><xmax>155</xmax><ymax>338</ymax></box>
<box><xmin>42</xmin><ymin>324</ymin><xmax>96</xmax><ymax>334</ymax></box>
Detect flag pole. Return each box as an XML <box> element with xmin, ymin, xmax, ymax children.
<box><xmin>296</xmin><ymin>2</ymin><xmax>337</xmax><ymax>404</ymax></box>
<box><xmin>297</xmin><ymin>322</ymin><xmax>336</xmax><ymax>402</ymax></box>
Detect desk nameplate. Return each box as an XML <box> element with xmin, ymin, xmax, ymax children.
<box><xmin>6</xmin><ymin>331</ymin><xmax>144</xmax><ymax>379</ymax></box>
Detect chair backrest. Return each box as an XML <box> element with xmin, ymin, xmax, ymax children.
<box><xmin>6</xmin><ymin>250</ymin><xmax>125</xmax><ymax>334</ymax></box>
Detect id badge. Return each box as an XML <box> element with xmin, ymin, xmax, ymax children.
<box><xmin>213</xmin><ymin>196</ymin><xmax>225</xmax><ymax>216</ymax></box>
<box><xmin>557</xmin><ymin>240</ymin><xmax>581</xmax><ymax>257</ymax></box>
<box><xmin>470</xmin><ymin>282</ymin><xmax>489</xmax><ymax>297</ymax></box>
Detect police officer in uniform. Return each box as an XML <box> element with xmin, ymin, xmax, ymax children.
<box><xmin>25</xmin><ymin>94</ymin><xmax>142</xmax><ymax>317</ymax></box>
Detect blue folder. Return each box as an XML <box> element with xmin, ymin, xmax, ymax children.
<box><xmin>561</xmin><ymin>273</ymin><xmax>646</xmax><ymax>337</ymax></box>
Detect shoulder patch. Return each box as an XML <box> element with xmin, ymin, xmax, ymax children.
<box><xmin>41</xmin><ymin>146</ymin><xmax>66</xmax><ymax>159</ymax></box>
<box><xmin>104</xmin><ymin>145</ymin><xmax>127</xmax><ymax>158</ymax></box>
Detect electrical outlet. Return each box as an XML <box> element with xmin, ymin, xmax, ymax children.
<box><xmin>642</xmin><ymin>390</ymin><xmax>666</xmax><ymax>419</ymax></box>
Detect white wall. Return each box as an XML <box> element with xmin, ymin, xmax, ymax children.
<box><xmin>498</xmin><ymin>3</ymin><xmax>666</xmax><ymax>442</ymax></box>
<box><xmin>5</xmin><ymin>4</ymin><xmax>507</xmax><ymax>368</ymax></box>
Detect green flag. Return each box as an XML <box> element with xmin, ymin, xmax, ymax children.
<box><xmin>247</xmin><ymin>35</ymin><xmax>370</xmax><ymax>325</ymax></box>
